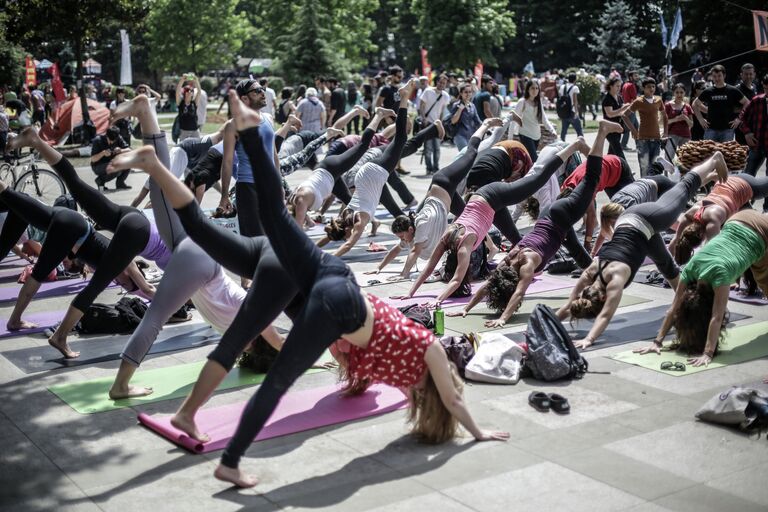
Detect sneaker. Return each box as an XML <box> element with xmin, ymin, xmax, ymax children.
<box><xmin>116</xmin><ymin>183</ymin><xmax>132</xmax><ymax>190</ymax></box>
<box><xmin>395</xmin><ymin>167</ymin><xmax>410</xmax><ymax>176</ymax></box>
<box><xmin>655</xmin><ymin>155</ymin><xmax>675</xmax><ymax>175</ymax></box>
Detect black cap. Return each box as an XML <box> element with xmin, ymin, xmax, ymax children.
<box><xmin>235</xmin><ymin>79</ymin><xmax>257</xmax><ymax>97</ymax></box>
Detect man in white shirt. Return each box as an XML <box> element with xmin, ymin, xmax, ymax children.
<box><xmin>259</xmin><ymin>78</ymin><xmax>277</xmax><ymax>116</ymax></box>
<box><xmin>419</xmin><ymin>73</ymin><xmax>450</xmax><ymax>174</ymax></box>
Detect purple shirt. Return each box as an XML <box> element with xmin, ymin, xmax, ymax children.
<box><xmin>139</xmin><ymin>222</ymin><xmax>171</xmax><ymax>270</ymax></box>
<box><xmin>517</xmin><ymin>217</ymin><xmax>568</xmax><ymax>272</ymax></box>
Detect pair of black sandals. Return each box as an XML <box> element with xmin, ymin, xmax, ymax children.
<box><xmin>528</xmin><ymin>391</ymin><xmax>570</xmax><ymax>414</ymax></box>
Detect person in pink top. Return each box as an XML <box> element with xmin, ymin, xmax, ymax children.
<box><xmin>664</xmin><ymin>83</ymin><xmax>694</xmax><ymax>148</ymax></box>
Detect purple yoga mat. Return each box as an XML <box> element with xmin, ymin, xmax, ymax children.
<box><xmin>0</xmin><ymin>278</ymin><xmax>116</xmax><ymax>303</ymax></box>
<box><xmin>0</xmin><ymin>310</ymin><xmax>64</xmax><ymax>339</ymax></box>
<box><xmin>138</xmin><ymin>384</ymin><xmax>407</xmax><ymax>453</ymax></box>
<box><xmin>729</xmin><ymin>290</ymin><xmax>768</xmax><ymax>306</ymax></box>
<box><xmin>382</xmin><ymin>275</ymin><xmax>572</xmax><ymax>309</ymax></box>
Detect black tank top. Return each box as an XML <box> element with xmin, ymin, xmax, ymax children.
<box><xmin>178</xmin><ymin>100</ymin><xmax>198</xmax><ymax>130</ymax></box>
<box><xmin>597</xmin><ymin>226</ymin><xmax>650</xmax><ymax>287</ymax></box>
<box><xmin>466</xmin><ymin>149</ymin><xmax>512</xmax><ymax>190</ymax></box>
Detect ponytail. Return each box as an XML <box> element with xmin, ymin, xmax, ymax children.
<box><xmin>674</xmin><ymin>223</ymin><xmax>705</xmax><ymax>265</ymax></box>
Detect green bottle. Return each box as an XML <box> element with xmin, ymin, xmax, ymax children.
<box><xmin>433</xmin><ymin>302</ymin><xmax>444</xmax><ymax>336</ymax></box>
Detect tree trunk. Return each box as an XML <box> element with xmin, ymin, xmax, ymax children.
<box><xmin>74</xmin><ymin>36</ymin><xmax>94</xmax><ymax>144</ymax></box>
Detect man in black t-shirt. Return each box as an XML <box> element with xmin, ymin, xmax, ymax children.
<box><xmin>376</xmin><ymin>65</ymin><xmax>403</xmax><ymax>111</ymax></box>
<box><xmin>328</xmin><ymin>78</ymin><xmax>346</xmax><ymax>125</ymax></box>
<box><xmin>90</xmin><ymin>126</ymin><xmax>130</xmax><ymax>190</ymax></box>
<box><xmin>692</xmin><ymin>64</ymin><xmax>749</xmax><ymax>142</ymax></box>
<box><xmin>735</xmin><ymin>63</ymin><xmax>757</xmax><ymax>145</ymax></box>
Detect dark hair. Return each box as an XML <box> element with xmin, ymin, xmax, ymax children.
<box><xmin>486</xmin><ymin>266</ymin><xmax>520</xmax><ymax>313</ymax></box>
<box><xmin>259</xmin><ymin>78</ymin><xmax>268</xmax><ymax>86</ymax></box>
<box><xmin>314</xmin><ymin>76</ymin><xmax>326</xmax><ymax>83</ymax></box>
<box><xmin>741</xmin><ymin>63</ymin><xmax>755</xmax><ymax>72</ymax></box>
<box><xmin>606</xmin><ymin>77</ymin><xmax>621</xmax><ymax>91</ymax></box>
<box><xmin>672</xmin><ymin>82</ymin><xmax>686</xmax><ymax>93</ymax></box>
<box><xmin>567</xmin><ymin>73</ymin><xmax>577</xmax><ymax>83</ymax></box>
<box><xmin>672</xmin><ymin>281</ymin><xmax>729</xmax><ymax>355</ymax></box>
<box><xmin>347</xmin><ymin>81</ymin><xmax>358</xmax><ymax>103</ymax></box>
<box><xmin>106</xmin><ymin>126</ymin><xmax>121</xmax><ymax>140</ymax></box>
<box><xmin>570</xmin><ymin>285</ymin><xmax>606</xmax><ymax>319</ymax></box>
<box><xmin>435</xmin><ymin>73</ymin><xmax>448</xmax><ymax>86</ymax></box>
<box><xmin>281</xmin><ymin>87</ymin><xmax>293</xmax><ymax>100</ymax></box>
<box><xmin>362</xmin><ymin>83</ymin><xmax>373</xmax><ymax>101</ymax></box>
<box><xmin>523</xmin><ymin>80</ymin><xmax>543</xmax><ymax>122</ymax></box>
<box><xmin>641</xmin><ymin>77</ymin><xmax>656</xmax><ymax>88</ymax></box>
<box><xmin>295</xmin><ymin>84</ymin><xmax>307</xmax><ymax>100</ymax></box>
<box><xmin>674</xmin><ymin>222</ymin><xmax>705</xmax><ymax>265</ymax></box>
<box><xmin>325</xmin><ymin>218</ymin><xmax>347</xmax><ymax>241</ymax></box>
<box><xmin>522</xmin><ymin>196</ymin><xmax>540</xmax><ymax>220</ymax></box>
<box><xmin>710</xmin><ymin>64</ymin><xmax>726</xmax><ymax>74</ymax></box>
<box><xmin>391</xmin><ymin>212</ymin><xmax>415</xmax><ymax>234</ymax></box>
<box><xmin>328</xmin><ymin>77</ymin><xmax>338</xmax><ymax>87</ymax></box>
<box><xmin>481</xmin><ymin>74</ymin><xmax>493</xmax><ymax>87</ymax></box>
<box><xmin>692</xmin><ymin>80</ymin><xmax>706</xmax><ymax>99</ymax></box>
<box><xmin>388</xmin><ymin>65</ymin><xmax>403</xmax><ymax>76</ymax></box>
<box><xmin>116</xmin><ymin>87</ymin><xmax>125</xmax><ymax>94</ymax></box>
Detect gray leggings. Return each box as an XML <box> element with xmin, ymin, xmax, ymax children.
<box><xmin>120</xmin><ymin>133</ymin><xmax>222</xmax><ymax>366</ymax></box>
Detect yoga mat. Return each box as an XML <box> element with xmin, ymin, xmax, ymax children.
<box><xmin>1</xmin><ymin>322</ymin><xmax>220</xmax><ymax>374</ymax></box>
<box><xmin>0</xmin><ymin>255</ymin><xmax>28</xmax><ymax>270</ymax></box>
<box><xmin>444</xmin><ymin>294</ymin><xmax>651</xmax><ymax>335</ymax></box>
<box><xmin>383</xmin><ymin>275</ymin><xmax>573</xmax><ymax>310</ymax></box>
<box><xmin>49</xmin><ymin>352</ymin><xmax>333</xmax><ymax>414</ymax></box>
<box><xmin>0</xmin><ymin>265</ymin><xmax>26</xmax><ymax>280</ymax></box>
<box><xmin>610</xmin><ymin>321</ymin><xmax>768</xmax><ymax>376</ymax></box>
<box><xmin>0</xmin><ymin>278</ymin><xmax>117</xmax><ymax>303</ymax></box>
<box><xmin>632</xmin><ymin>270</ymin><xmax>671</xmax><ymax>289</ymax></box>
<box><xmin>729</xmin><ymin>290</ymin><xmax>768</xmax><ymax>306</ymax></box>
<box><xmin>0</xmin><ymin>310</ymin><xmax>64</xmax><ymax>339</ymax></box>
<box><xmin>354</xmin><ymin>270</ymin><xmax>416</xmax><ymax>287</ymax></box>
<box><xmin>138</xmin><ymin>383</ymin><xmax>408</xmax><ymax>453</ymax></box>
<box><xmin>573</xmin><ymin>306</ymin><xmax>748</xmax><ymax>352</ymax></box>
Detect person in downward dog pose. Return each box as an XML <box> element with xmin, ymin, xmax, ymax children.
<box><xmin>367</xmin><ymin>118</ymin><xmax>502</xmax><ymax>280</ymax></box>
<box><xmin>194</xmin><ymin>90</ymin><xmax>509</xmax><ymax>488</ymax></box>
<box><xmin>634</xmin><ymin>209</ymin><xmax>768</xmax><ymax>367</ymax></box>
<box><xmin>446</xmin><ymin>127</ymin><xmax>606</xmax><ymax>327</ymax></box>
<box><xmin>8</xmin><ymin>128</ymin><xmax>171</xmax><ymax>352</ymax></box>
<box><xmin>398</xmin><ymin>138</ymin><xmax>570</xmax><ymax>306</ymax></box>
<box><xmin>103</xmin><ymin>95</ymin><xmax>278</xmax><ymax>399</ymax></box>
<box><xmin>557</xmin><ymin>152</ymin><xmax>729</xmax><ymax>349</ymax></box>
<box><xmin>322</xmin><ymin>79</ymin><xmax>419</xmax><ymax>256</ymax></box>
<box><xmin>669</xmin><ymin>173</ymin><xmax>768</xmax><ymax>264</ymax></box>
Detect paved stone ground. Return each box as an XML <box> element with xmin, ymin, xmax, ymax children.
<box><xmin>1</xmin><ymin>127</ymin><xmax>768</xmax><ymax>512</ymax></box>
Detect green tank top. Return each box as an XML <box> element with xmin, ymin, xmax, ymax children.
<box><xmin>681</xmin><ymin>222</ymin><xmax>766</xmax><ymax>288</ymax></box>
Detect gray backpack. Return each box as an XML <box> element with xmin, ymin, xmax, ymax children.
<box><xmin>524</xmin><ymin>304</ymin><xmax>588</xmax><ymax>381</ymax></box>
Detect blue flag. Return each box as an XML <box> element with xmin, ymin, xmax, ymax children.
<box><xmin>669</xmin><ymin>7</ymin><xmax>683</xmax><ymax>49</ymax></box>
<box><xmin>523</xmin><ymin>61</ymin><xmax>535</xmax><ymax>74</ymax></box>
<box><xmin>660</xmin><ymin>12</ymin><xmax>668</xmax><ymax>48</ymax></box>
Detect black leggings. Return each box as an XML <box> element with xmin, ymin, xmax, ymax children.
<box><xmin>431</xmin><ymin>135</ymin><xmax>482</xmax><ymax>216</ymax></box>
<box><xmin>474</xmin><ymin>153</ymin><xmax>564</xmax><ymax>243</ymax></box>
<box><xmin>645</xmin><ymin>174</ymin><xmax>676</xmax><ymax>196</ymax></box>
<box><xmin>321</xmin><ymin>128</ymin><xmax>376</xmax><ymax>179</ymax></box>
<box><xmin>0</xmin><ymin>188</ymin><xmax>89</xmax><ymax>282</ymax></box>
<box><xmin>372</xmin><ymin>107</ymin><xmax>409</xmax><ymax>173</ymax></box>
<box><xmin>51</xmin><ymin>159</ymin><xmax>151</xmax><ymax>311</ymax></box>
<box><xmin>606</xmin><ymin>132</ymin><xmax>625</xmax><ymax>161</ymax></box>
<box><xmin>546</xmin><ymin>155</ymin><xmax>602</xmax><ymax>268</ymax></box>
<box><xmin>235</xmin><ymin>182</ymin><xmax>264</xmax><ymax>237</ymax></box>
<box><xmin>220</xmin><ymin>125</ymin><xmax>366</xmax><ymax>469</ymax></box>
<box><xmin>735</xmin><ymin>173</ymin><xmax>768</xmax><ymax>200</ymax></box>
<box><xmin>174</xmin><ymin>201</ymin><xmax>302</xmax><ymax>371</ymax></box>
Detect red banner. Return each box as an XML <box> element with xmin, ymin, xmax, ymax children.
<box><xmin>50</xmin><ymin>62</ymin><xmax>66</xmax><ymax>102</ymax></box>
<box><xmin>25</xmin><ymin>56</ymin><xmax>37</xmax><ymax>86</ymax></box>
<box><xmin>421</xmin><ymin>48</ymin><xmax>432</xmax><ymax>77</ymax></box>
<box><xmin>755</xmin><ymin>10</ymin><xmax>768</xmax><ymax>51</ymax></box>
<box><xmin>474</xmin><ymin>59</ymin><xmax>483</xmax><ymax>85</ymax></box>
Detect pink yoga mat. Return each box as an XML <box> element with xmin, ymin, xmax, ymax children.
<box><xmin>382</xmin><ymin>275</ymin><xmax>571</xmax><ymax>309</ymax></box>
<box><xmin>138</xmin><ymin>384</ymin><xmax>407</xmax><ymax>453</ymax></box>
<box><xmin>0</xmin><ymin>310</ymin><xmax>64</xmax><ymax>339</ymax></box>
<box><xmin>729</xmin><ymin>290</ymin><xmax>768</xmax><ymax>306</ymax></box>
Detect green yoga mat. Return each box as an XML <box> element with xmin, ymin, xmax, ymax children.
<box><xmin>611</xmin><ymin>321</ymin><xmax>768</xmax><ymax>376</ymax></box>
<box><xmin>445</xmin><ymin>294</ymin><xmax>651</xmax><ymax>334</ymax></box>
<box><xmin>49</xmin><ymin>355</ymin><xmax>332</xmax><ymax>414</ymax></box>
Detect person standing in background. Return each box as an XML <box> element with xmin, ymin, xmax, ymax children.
<box><xmin>419</xmin><ymin>73</ymin><xmax>451</xmax><ymax>174</ymax></box>
<box><xmin>621</xmin><ymin>70</ymin><xmax>639</xmax><ymax>151</ymax></box>
<box><xmin>734</xmin><ymin>63</ymin><xmax>757</xmax><ymax>146</ymax></box>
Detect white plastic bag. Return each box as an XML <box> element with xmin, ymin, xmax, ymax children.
<box><xmin>465</xmin><ymin>332</ymin><xmax>525</xmax><ymax>384</ymax></box>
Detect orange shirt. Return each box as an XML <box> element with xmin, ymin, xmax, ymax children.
<box><xmin>703</xmin><ymin>176</ymin><xmax>753</xmax><ymax>217</ymax></box>
<box><xmin>630</xmin><ymin>96</ymin><xmax>665</xmax><ymax>140</ymax></box>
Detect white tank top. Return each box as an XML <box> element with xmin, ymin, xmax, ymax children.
<box><xmin>191</xmin><ymin>267</ymin><xmax>247</xmax><ymax>334</ymax></box>
<box><xmin>299</xmin><ymin>168</ymin><xmax>335</xmax><ymax>211</ymax></box>
<box><xmin>348</xmin><ymin>162</ymin><xmax>388</xmax><ymax>217</ymax></box>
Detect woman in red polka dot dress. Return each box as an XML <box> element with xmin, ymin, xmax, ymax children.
<box><xmin>210</xmin><ymin>92</ymin><xmax>510</xmax><ymax>488</ymax></box>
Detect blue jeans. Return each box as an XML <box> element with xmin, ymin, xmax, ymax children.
<box><xmin>637</xmin><ymin>139</ymin><xmax>661</xmax><ymax>178</ymax></box>
<box><xmin>621</xmin><ymin>113</ymin><xmax>638</xmax><ymax>148</ymax></box>
<box><xmin>454</xmin><ymin>134</ymin><xmax>469</xmax><ymax>151</ymax></box>
<box><xmin>703</xmin><ymin>128</ymin><xmax>735</xmax><ymax>142</ymax></box>
<box><xmin>424</xmin><ymin>136</ymin><xmax>441</xmax><ymax>173</ymax></box>
<box><xmin>560</xmin><ymin>114</ymin><xmax>583</xmax><ymax>141</ymax></box>
<box><xmin>518</xmin><ymin>134</ymin><xmax>539</xmax><ymax>162</ymax></box>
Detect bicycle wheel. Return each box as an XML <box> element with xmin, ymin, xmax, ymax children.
<box><xmin>14</xmin><ymin>167</ymin><xmax>67</xmax><ymax>206</ymax></box>
<box><xmin>0</xmin><ymin>162</ymin><xmax>16</xmax><ymax>185</ymax></box>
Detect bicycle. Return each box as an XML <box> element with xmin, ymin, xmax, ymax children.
<box><xmin>7</xmin><ymin>150</ymin><xmax>67</xmax><ymax>205</ymax></box>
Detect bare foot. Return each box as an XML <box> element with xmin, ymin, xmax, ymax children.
<box><xmin>369</xmin><ymin>218</ymin><xmax>380</xmax><ymax>236</ymax></box>
<box><xmin>287</xmin><ymin>114</ymin><xmax>302</xmax><ymax>130</ymax></box>
<box><xmin>354</xmin><ymin>105</ymin><xmax>370</xmax><ymax>119</ymax></box>
<box><xmin>227</xmin><ymin>90</ymin><xmax>263</xmax><ymax>131</ymax></box>
<box><xmin>214</xmin><ymin>464</ymin><xmax>259</xmax><ymax>488</ymax></box>
<box><xmin>106</xmin><ymin>146</ymin><xmax>157</xmax><ymax>174</ymax></box>
<box><xmin>6</xmin><ymin>319</ymin><xmax>38</xmax><ymax>331</ymax></box>
<box><xmin>709</xmin><ymin>151</ymin><xmax>728</xmax><ymax>183</ymax></box>
<box><xmin>6</xmin><ymin>127</ymin><xmax>40</xmax><ymax>151</ymax></box>
<box><xmin>170</xmin><ymin>412</ymin><xmax>210</xmax><ymax>443</ymax></box>
<box><xmin>434</xmin><ymin>120</ymin><xmax>445</xmax><ymax>140</ymax></box>
<box><xmin>110</xmin><ymin>94</ymin><xmax>150</xmax><ymax>125</ymax></box>
<box><xmin>375</xmin><ymin>107</ymin><xmax>396</xmax><ymax>119</ymax></box>
<box><xmin>575</xmin><ymin>136</ymin><xmax>591</xmax><ymax>155</ymax></box>
<box><xmin>398</xmin><ymin>79</ymin><xmax>418</xmax><ymax>98</ymax></box>
<box><xmin>326</xmin><ymin>127</ymin><xmax>344</xmax><ymax>139</ymax></box>
<box><xmin>108</xmin><ymin>384</ymin><xmax>154</xmax><ymax>400</ymax></box>
<box><xmin>48</xmin><ymin>335</ymin><xmax>80</xmax><ymax>359</ymax></box>
<box><xmin>598</xmin><ymin>119</ymin><xmax>624</xmax><ymax>134</ymax></box>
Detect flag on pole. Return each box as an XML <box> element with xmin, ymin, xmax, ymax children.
<box><xmin>755</xmin><ymin>10</ymin><xmax>768</xmax><ymax>51</ymax></box>
<box><xmin>659</xmin><ymin>13</ymin><xmax>668</xmax><ymax>48</ymax></box>
<box><xmin>474</xmin><ymin>59</ymin><xmax>483</xmax><ymax>85</ymax></box>
<box><xmin>120</xmin><ymin>29</ymin><xmax>133</xmax><ymax>85</ymax></box>
<box><xmin>50</xmin><ymin>62</ymin><xmax>66</xmax><ymax>102</ymax></box>
<box><xmin>25</xmin><ymin>56</ymin><xmax>37</xmax><ymax>86</ymax></box>
<box><xmin>523</xmin><ymin>61</ymin><xmax>535</xmax><ymax>75</ymax></box>
<box><xmin>669</xmin><ymin>7</ymin><xmax>683</xmax><ymax>49</ymax></box>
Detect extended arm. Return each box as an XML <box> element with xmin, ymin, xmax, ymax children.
<box><xmin>573</xmin><ymin>278</ymin><xmax>624</xmax><ymax>349</ymax></box>
<box><xmin>334</xmin><ymin>214</ymin><xmax>367</xmax><ymax>257</ymax></box>
<box><xmin>403</xmin><ymin>240</ymin><xmax>448</xmax><ymax>298</ymax></box>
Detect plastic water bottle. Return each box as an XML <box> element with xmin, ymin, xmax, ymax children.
<box><xmin>433</xmin><ymin>302</ymin><xmax>444</xmax><ymax>336</ymax></box>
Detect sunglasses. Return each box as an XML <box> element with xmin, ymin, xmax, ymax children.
<box><xmin>660</xmin><ymin>361</ymin><xmax>686</xmax><ymax>372</ymax></box>
<box><xmin>249</xmin><ymin>87</ymin><xmax>265</xmax><ymax>94</ymax></box>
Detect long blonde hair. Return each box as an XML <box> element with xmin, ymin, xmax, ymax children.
<box><xmin>408</xmin><ymin>363</ymin><xmax>463</xmax><ymax>444</ymax></box>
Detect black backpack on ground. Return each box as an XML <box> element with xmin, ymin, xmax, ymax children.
<box><xmin>236</xmin><ymin>335</ymin><xmax>279</xmax><ymax>374</ymax></box>
<box><xmin>524</xmin><ymin>304</ymin><xmax>588</xmax><ymax>381</ymax></box>
<box><xmin>398</xmin><ymin>304</ymin><xmax>434</xmax><ymax>330</ymax></box>
<box><xmin>556</xmin><ymin>85</ymin><xmax>575</xmax><ymax>120</ymax></box>
<box><xmin>439</xmin><ymin>334</ymin><xmax>477</xmax><ymax>378</ymax></box>
<box><xmin>76</xmin><ymin>297</ymin><xmax>148</xmax><ymax>335</ymax></box>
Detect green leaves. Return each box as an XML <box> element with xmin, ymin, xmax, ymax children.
<box><xmin>588</xmin><ymin>0</ymin><xmax>641</xmax><ymax>72</ymax></box>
